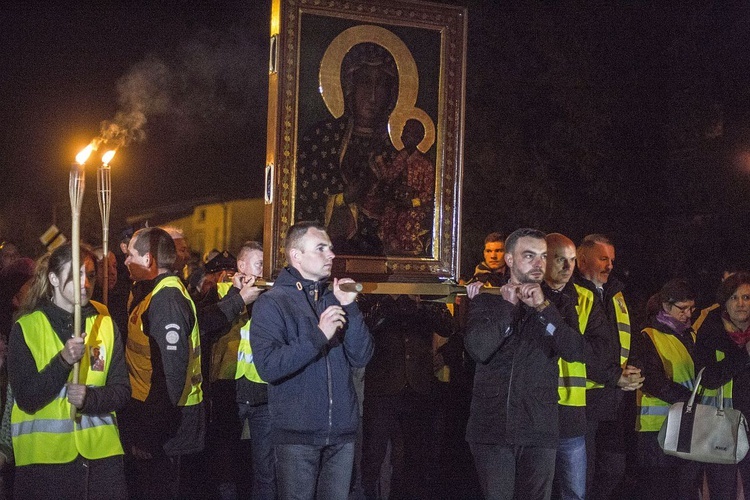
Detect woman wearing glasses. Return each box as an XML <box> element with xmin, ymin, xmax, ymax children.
<box><xmin>694</xmin><ymin>272</ymin><xmax>750</xmax><ymax>499</ymax></box>
<box><xmin>630</xmin><ymin>279</ymin><xmax>702</xmax><ymax>500</ymax></box>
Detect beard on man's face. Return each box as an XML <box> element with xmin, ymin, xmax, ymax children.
<box><xmin>512</xmin><ymin>268</ymin><xmax>544</xmax><ymax>284</ymax></box>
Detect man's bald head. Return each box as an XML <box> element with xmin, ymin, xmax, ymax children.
<box><xmin>546</xmin><ymin>233</ymin><xmax>575</xmax><ymax>252</ymax></box>
<box><xmin>545</xmin><ymin>233</ymin><xmax>577</xmax><ymax>289</ymax></box>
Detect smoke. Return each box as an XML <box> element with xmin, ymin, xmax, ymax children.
<box><xmin>94</xmin><ymin>26</ymin><xmax>265</xmax><ymax>151</ymax></box>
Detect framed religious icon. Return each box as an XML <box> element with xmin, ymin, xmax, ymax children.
<box><xmin>264</xmin><ymin>0</ymin><xmax>467</xmax><ymax>282</ymax></box>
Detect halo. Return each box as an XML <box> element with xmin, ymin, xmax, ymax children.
<box><xmin>319</xmin><ymin>25</ymin><xmax>435</xmax><ymax>152</ymax></box>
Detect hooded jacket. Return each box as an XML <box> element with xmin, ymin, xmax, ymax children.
<box><xmin>249</xmin><ymin>267</ymin><xmax>373</xmax><ymax>445</ymax></box>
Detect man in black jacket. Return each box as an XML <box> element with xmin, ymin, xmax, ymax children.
<box><xmin>575</xmin><ymin>234</ymin><xmax>642</xmax><ymax>500</ymax></box>
<box><xmin>543</xmin><ymin>233</ymin><xmax>587</xmax><ymax>500</ymax></box>
<box><xmin>465</xmin><ymin>228</ymin><xmax>584</xmax><ymax>500</ymax></box>
<box><xmin>119</xmin><ymin>227</ymin><xmax>205</xmax><ymax>499</ymax></box>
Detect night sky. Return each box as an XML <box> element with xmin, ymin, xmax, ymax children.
<box><xmin>0</xmin><ymin>2</ymin><xmax>271</xmax><ymax>241</ymax></box>
<box><xmin>3</xmin><ymin>1</ymin><xmax>750</xmax><ymax>308</ymax></box>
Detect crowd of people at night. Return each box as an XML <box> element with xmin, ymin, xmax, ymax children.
<box><xmin>1</xmin><ymin>222</ymin><xmax>750</xmax><ymax>500</ymax></box>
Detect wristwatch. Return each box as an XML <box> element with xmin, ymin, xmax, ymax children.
<box><xmin>535</xmin><ymin>299</ymin><xmax>551</xmax><ymax>312</ymax></box>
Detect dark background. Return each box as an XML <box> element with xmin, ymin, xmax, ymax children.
<box><xmin>3</xmin><ymin>1</ymin><xmax>750</xmax><ymax>313</ymax></box>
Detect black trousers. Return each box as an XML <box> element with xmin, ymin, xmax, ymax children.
<box><xmin>361</xmin><ymin>389</ymin><xmax>435</xmax><ymax>499</ymax></box>
<box><xmin>14</xmin><ymin>455</ymin><xmax>127</xmax><ymax>500</ymax></box>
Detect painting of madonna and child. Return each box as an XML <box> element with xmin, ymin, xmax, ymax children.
<box><xmin>294</xmin><ymin>18</ymin><xmax>444</xmax><ymax>259</ymax></box>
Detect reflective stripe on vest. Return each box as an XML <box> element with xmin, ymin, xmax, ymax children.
<box><xmin>693</xmin><ymin>307</ymin><xmax>733</xmax><ymax>408</ymax></box>
<box><xmin>12</xmin><ymin>305</ymin><xmax>124</xmax><ymax>465</ymax></box>
<box><xmin>126</xmin><ymin>276</ymin><xmax>203</xmax><ymax>406</ymax></box>
<box><xmin>557</xmin><ymin>284</ymin><xmax>591</xmax><ymax>407</ymax></box>
<box><xmin>235</xmin><ymin>320</ymin><xmax>265</xmax><ymax>384</ymax></box>
<box><xmin>698</xmin><ymin>348</ymin><xmax>734</xmax><ymax>409</ymax></box>
<box><xmin>636</xmin><ymin>327</ymin><xmax>695</xmax><ymax>432</ymax></box>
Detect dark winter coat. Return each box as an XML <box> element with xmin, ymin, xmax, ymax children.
<box><xmin>464</xmin><ymin>292</ymin><xmax>584</xmax><ymax>447</ymax></box>
<box><xmin>249</xmin><ymin>267</ymin><xmax>373</xmax><ymax>446</ymax></box>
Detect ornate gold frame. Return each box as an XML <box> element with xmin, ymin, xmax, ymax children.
<box><xmin>264</xmin><ymin>0</ymin><xmax>467</xmax><ymax>281</ymax></box>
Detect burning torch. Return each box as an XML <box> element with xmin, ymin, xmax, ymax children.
<box><xmin>97</xmin><ymin>150</ymin><xmax>115</xmax><ymax>305</ymax></box>
<box><xmin>69</xmin><ymin>144</ymin><xmax>92</xmax><ymax>415</ymax></box>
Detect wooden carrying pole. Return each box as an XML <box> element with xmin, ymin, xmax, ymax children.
<box><xmin>253</xmin><ymin>280</ymin><xmax>500</xmax><ymax>301</ymax></box>
<box><xmin>68</xmin><ymin>158</ymin><xmax>86</xmax><ymax>419</ymax></box>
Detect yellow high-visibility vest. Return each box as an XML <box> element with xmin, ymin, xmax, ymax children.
<box><xmin>210</xmin><ymin>282</ymin><xmax>243</xmax><ymax>382</ymax></box>
<box><xmin>127</xmin><ymin>276</ymin><xmax>202</xmax><ymax>406</ymax></box>
<box><xmin>557</xmin><ymin>285</ymin><xmax>591</xmax><ymax>407</ymax></box>
<box><xmin>586</xmin><ymin>290</ymin><xmax>632</xmax><ymax>389</ymax></box>
<box><xmin>235</xmin><ymin>319</ymin><xmax>265</xmax><ymax>384</ymax></box>
<box><xmin>699</xmin><ymin>350</ymin><xmax>734</xmax><ymax>408</ymax></box>
<box><xmin>693</xmin><ymin>310</ymin><xmax>733</xmax><ymax>408</ymax></box>
<box><xmin>636</xmin><ymin>327</ymin><xmax>695</xmax><ymax>432</ymax></box>
<box><xmin>613</xmin><ymin>291</ymin><xmax>632</xmax><ymax>368</ymax></box>
<box><xmin>12</xmin><ymin>304</ymin><xmax>124</xmax><ymax>465</ymax></box>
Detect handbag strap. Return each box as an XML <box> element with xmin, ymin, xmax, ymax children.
<box><xmin>687</xmin><ymin>367</ymin><xmax>724</xmax><ymax>411</ymax></box>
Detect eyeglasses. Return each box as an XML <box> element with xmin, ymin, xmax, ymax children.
<box><xmin>671</xmin><ymin>303</ymin><xmax>696</xmax><ymax>314</ymax></box>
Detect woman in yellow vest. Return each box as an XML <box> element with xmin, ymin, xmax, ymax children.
<box><xmin>631</xmin><ymin>279</ymin><xmax>701</xmax><ymax>500</ymax></box>
<box><xmin>7</xmin><ymin>244</ymin><xmax>130</xmax><ymax>500</ymax></box>
<box><xmin>695</xmin><ymin>272</ymin><xmax>750</xmax><ymax>500</ymax></box>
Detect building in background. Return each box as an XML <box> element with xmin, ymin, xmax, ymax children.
<box><xmin>126</xmin><ymin>197</ymin><xmax>264</xmax><ymax>258</ymax></box>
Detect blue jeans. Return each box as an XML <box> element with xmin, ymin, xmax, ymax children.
<box><xmin>238</xmin><ymin>402</ymin><xmax>275</xmax><ymax>500</ymax></box>
<box><xmin>470</xmin><ymin>442</ymin><xmax>556</xmax><ymax>500</ymax></box>
<box><xmin>555</xmin><ymin>436</ymin><xmax>586</xmax><ymax>500</ymax></box>
<box><xmin>275</xmin><ymin>442</ymin><xmax>355</xmax><ymax>500</ymax></box>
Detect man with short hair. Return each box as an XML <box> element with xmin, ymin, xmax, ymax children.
<box><xmin>249</xmin><ymin>221</ymin><xmax>373</xmax><ymax>500</ymax></box>
<box><xmin>469</xmin><ymin>232</ymin><xmax>507</xmax><ymax>286</ymax></box>
<box><xmin>465</xmin><ymin>228</ymin><xmax>584</xmax><ymax>500</ymax></box>
<box><xmin>543</xmin><ymin>233</ymin><xmax>587</xmax><ymax>500</ymax></box>
<box><xmin>161</xmin><ymin>226</ymin><xmax>191</xmax><ymax>280</ymax></box>
<box><xmin>188</xmin><ymin>242</ymin><xmax>266</xmax><ymax>499</ymax></box>
<box><xmin>575</xmin><ymin>234</ymin><xmax>642</xmax><ymax>500</ymax></box>
<box><xmin>120</xmin><ymin>226</ymin><xmax>205</xmax><ymax>499</ymax></box>
<box><xmin>230</xmin><ymin>241</ymin><xmax>276</xmax><ymax>500</ymax></box>
<box><xmin>545</xmin><ymin>233</ymin><xmax>619</xmax><ymax>500</ymax></box>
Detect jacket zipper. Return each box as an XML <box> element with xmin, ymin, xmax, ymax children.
<box><xmin>312</xmin><ymin>282</ymin><xmax>333</xmax><ymax>445</ymax></box>
<box><xmin>326</xmin><ymin>352</ymin><xmax>333</xmax><ymax>445</ymax></box>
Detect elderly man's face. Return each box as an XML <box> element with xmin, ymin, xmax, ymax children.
<box><xmin>579</xmin><ymin>243</ymin><xmax>615</xmax><ymax>288</ymax></box>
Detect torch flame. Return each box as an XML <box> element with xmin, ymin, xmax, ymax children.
<box><xmin>102</xmin><ymin>150</ymin><xmax>116</xmax><ymax>165</ymax></box>
<box><xmin>75</xmin><ymin>145</ymin><xmax>94</xmax><ymax>165</ymax></box>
